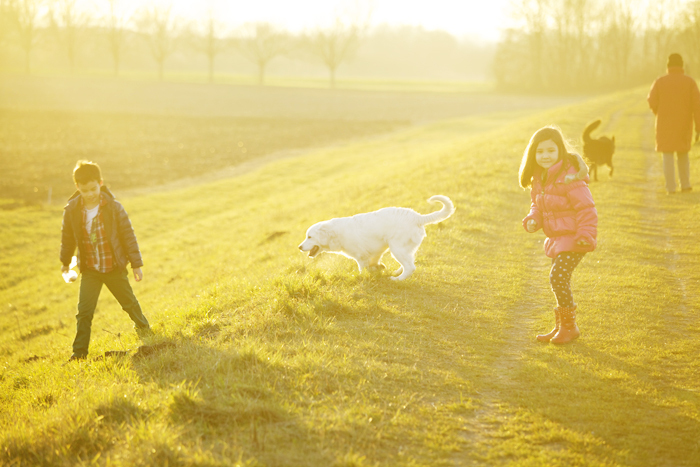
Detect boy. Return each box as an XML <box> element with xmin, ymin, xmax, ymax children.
<box><xmin>60</xmin><ymin>160</ymin><xmax>151</xmax><ymax>361</ymax></box>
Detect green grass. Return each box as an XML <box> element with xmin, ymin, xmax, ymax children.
<box><xmin>3</xmin><ymin>68</ymin><xmax>495</xmax><ymax>93</ymax></box>
<box><xmin>0</xmin><ymin>108</ymin><xmax>403</xmax><ymax>204</ymax></box>
<box><xmin>1</xmin><ymin>87</ymin><xmax>699</xmax><ymax>466</ymax></box>
<box><xmin>0</xmin><ymin>74</ymin><xmax>580</xmax><ymax>205</ymax></box>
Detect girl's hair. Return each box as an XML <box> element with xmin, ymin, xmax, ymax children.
<box><xmin>519</xmin><ymin>125</ymin><xmax>579</xmax><ymax>189</ymax></box>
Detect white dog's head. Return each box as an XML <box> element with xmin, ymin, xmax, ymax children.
<box><xmin>298</xmin><ymin>221</ymin><xmax>334</xmax><ymax>258</ymax></box>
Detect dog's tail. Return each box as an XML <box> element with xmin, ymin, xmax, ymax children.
<box><xmin>421</xmin><ymin>195</ymin><xmax>455</xmax><ymax>225</ymax></box>
<box><xmin>582</xmin><ymin>119</ymin><xmax>601</xmax><ymax>143</ymax></box>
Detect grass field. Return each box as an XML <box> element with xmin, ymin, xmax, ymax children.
<box><xmin>5</xmin><ymin>69</ymin><xmax>497</xmax><ymax>93</ymax></box>
<box><xmin>1</xmin><ymin>79</ymin><xmax>699</xmax><ymax>466</ymax></box>
<box><xmin>0</xmin><ymin>75</ymin><xmax>581</xmax><ymax>205</ymax></box>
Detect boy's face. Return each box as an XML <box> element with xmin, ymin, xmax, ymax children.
<box><xmin>76</xmin><ymin>179</ymin><xmax>103</xmax><ymax>205</ymax></box>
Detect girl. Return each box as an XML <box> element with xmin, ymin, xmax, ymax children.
<box><xmin>520</xmin><ymin>126</ymin><xmax>597</xmax><ymax>344</ymax></box>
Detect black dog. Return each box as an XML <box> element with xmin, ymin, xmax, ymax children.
<box><xmin>582</xmin><ymin>120</ymin><xmax>615</xmax><ymax>181</ymax></box>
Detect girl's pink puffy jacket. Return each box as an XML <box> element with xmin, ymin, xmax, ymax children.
<box><xmin>522</xmin><ymin>159</ymin><xmax>598</xmax><ymax>258</ymax></box>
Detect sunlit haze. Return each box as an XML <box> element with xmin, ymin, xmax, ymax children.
<box><xmin>107</xmin><ymin>0</ymin><xmax>510</xmax><ymax>41</ymax></box>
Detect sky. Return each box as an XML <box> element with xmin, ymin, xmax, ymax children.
<box><xmin>107</xmin><ymin>0</ymin><xmax>512</xmax><ymax>42</ymax></box>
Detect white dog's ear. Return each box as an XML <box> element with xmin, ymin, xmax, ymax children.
<box><xmin>319</xmin><ymin>225</ymin><xmax>336</xmax><ymax>242</ymax></box>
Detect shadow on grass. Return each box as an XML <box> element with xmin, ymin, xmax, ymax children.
<box><xmin>496</xmin><ymin>341</ymin><xmax>700</xmax><ymax>466</ymax></box>
<box><xmin>116</xmin><ymin>267</ymin><xmax>497</xmax><ymax>465</ymax></box>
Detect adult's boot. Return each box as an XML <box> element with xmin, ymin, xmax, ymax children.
<box><xmin>536</xmin><ymin>307</ymin><xmax>561</xmax><ymax>342</ymax></box>
<box><xmin>551</xmin><ymin>305</ymin><xmax>580</xmax><ymax>345</ymax></box>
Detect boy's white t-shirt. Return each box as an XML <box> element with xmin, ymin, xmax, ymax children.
<box><xmin>85</xmin><ymin>205</ymin><xmax>99</xmax><ymax>234</ymax></box>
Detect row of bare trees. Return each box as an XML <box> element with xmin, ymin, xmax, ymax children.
<box><xmin>495</xmin><ymin>0</ymin><xmax>700</xmax><ymax>92</ymax></box>
<box><xmin>0</xmin><ymin>0</ymin><xmax>368</xmax><ymax>86</ymax></box>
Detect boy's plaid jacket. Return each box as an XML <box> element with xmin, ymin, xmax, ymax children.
<box><xmin>60</xmin><ymin>186</ymin><xmax>143</xmax><ymax>271</ymax></box>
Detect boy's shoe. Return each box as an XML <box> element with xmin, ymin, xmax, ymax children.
<box><xmin>68</xmin><ymin>353</ymin><xmax>87</xmax><ymax>362</ymax></box>
<box><xmin>136</xmin><ymin>326</ymin><xmax>154</xmax><ymax>338</ymax></box>
<box><xmin>681</xmin><ymin>187</ymin><xmax>693</xmax><ymax>192</ymax></box>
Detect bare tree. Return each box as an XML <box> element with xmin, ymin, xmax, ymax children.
<box><xmin>134</xmin><ymin>5</ymin><xmax>177</xmax><ymax>81</ymax></box>
<box><xmin>50</xmin><ymin>0</ymin><xmax>90</xmax><ymax>74</ymax></box>
<box><xmin>188</xmin><ymin>10</ymin><xmax>228</xmax><ymax>84</ymax></box>
<box><xmin>642</xmin><ymin>0</ymin><xmax>680</xmax><ymax>76</ymax></box>
<box><xmin>304</xmin><ymin>16</ymin><xmax>365</xmax><ymax>88</ymax></box>
<box><xmin>105</xmin><ymin>0</ymin><xmax>129</xmax><ymax>76</ymax></box>
<box><xmin>680</xmin><ymin>0</ymin><xmax>700</xmax><ymax>75</ymax></box>
<box><xmin>0</xmin><ymin>0</ymin><xmax>14</xmax><ymax>45</ymax></box>
<box><xmin>510</xmin><ymin>0</ymin><xmax>550</xmax><ymax>89</ymax></box>
<box><xmin>599</xmin><ymin>0</ymin><xmax>636</xmax><ymax>85</ymax></box>
<box><xmin>235</xmin><ymin>22</ymin><xmax>290</xmax><ymax>85</ymax></box>
<box><xmin>11</xmin><ymin>0</ymin><xmax>44</xmax><ymax>74</ymax></box>
<box><xmin>492</xmin><ymin>28</ymin><xmax>530</xmax><ymax>89</ymax></box>
<box><xmin>0</xmin><ymin>0</ymin><xmax>14</xmax><ymax>70</ymax></box>
<box><xmin>549</xmin><ymin>0</ymin><xmax>587</xmax><ymax>88</ymax></box>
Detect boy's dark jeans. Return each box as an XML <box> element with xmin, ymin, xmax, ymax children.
<box><xmin>72</xmin><ymin>268</ymin><xmax>150</xmax><ymax>357</ymax></box>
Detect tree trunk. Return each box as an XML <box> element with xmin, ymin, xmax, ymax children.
<box><xmin>25</xmin><ymin>48</ymin><xmax>31</xmax><ymax>75</ymax></box>
<box><xmin>158</xmin><ymin>61</ymin><xmax>164</xmax><ymax>81</ymax></box>
<box><xmin>69</xmin><ymin>48</ymin><xmax>75</xmax><ymax>75</ymax></box>
<box><xmin>209</xmin><ymin>55</ymin><xmax>214</xmax><ymax>84</ymax></box>
<box><xmin>113</xmin><ymin>50</ymin><xmax>120</xmax><ymax>76</ymax></box>
<box><xmin>329</xmin><ymin>67</ymin><xmax>336</xmax><ymax>88</ymax></box>
<box><xmin>258</xmin><ymin>62</ymin><xmax>265</xmax><ymax>85</ymax></box>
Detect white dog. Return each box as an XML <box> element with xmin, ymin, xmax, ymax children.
<box><xmin>298</xmin><ymin>195</ymin><xmax>454</xmax><ymax>280</ymax></box>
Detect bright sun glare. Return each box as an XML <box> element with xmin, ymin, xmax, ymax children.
<box><xmin>111</xmin><ymin>0</ymin><xmax>509</xmax><ymax>41</ymax></box>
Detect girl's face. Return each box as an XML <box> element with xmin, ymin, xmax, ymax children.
<box><xmin>535</xmin><ymin>139</ymin><xmax>559</xmax><ymax>169</ymax></box>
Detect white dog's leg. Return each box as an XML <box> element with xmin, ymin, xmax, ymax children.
<box><xmin>368</xmin><ymin>249</ymin><xmax>388</xmax><ymax>270</ymax></box>
<box><xmin>355</xmin><ymin>258</ymin><xmax>370</xmax><ymax>273</ymax></box>
<box><xmin>390</xmin><ymin>250</ymin><xmax>416</xmax><ymax>281</ymax></box>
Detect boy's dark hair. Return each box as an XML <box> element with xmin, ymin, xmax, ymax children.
<box><xmin>519</xmin><ymin>126</ymin><xmax>579</xmax><ymax>189</ymax></box>
<box><xmin>73</xmin><ymin>160</ymin><xmax>102</xmax><ymax>185</ymax></box>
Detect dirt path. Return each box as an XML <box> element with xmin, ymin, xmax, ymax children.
<box><xmin>453</xmin><ymin>102</ymin><xmax>636</xmax><ymax>463</ymax></box>
<box><xmin>641</xmin><ymin>114</ymin><xmax>692</xmax><ymax>319</ymax></box>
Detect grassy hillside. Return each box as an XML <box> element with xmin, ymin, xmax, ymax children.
<box><xmin>0</xmin><ymin>75</ymin><xmax>583</xmax><ymax>205</ymax></box>
<box><xmin>1</xmin><ymin>88</ymin><xmax>699</xmax><ymax>466</ymax></box>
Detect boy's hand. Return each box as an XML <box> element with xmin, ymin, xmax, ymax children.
<box><xmin>133</xmin><ymin>268</ymin><xmax>143</xmax><ymax>282</ymax></box>
<box><xmin>526</xmin><ymin>219</ymin><xmax>538</xmax><ymax>232</ymax></box>
<box><xmin>61</xmin><ymin>265</ymin><xmax>69</xmax><ymax>273</ymax></box>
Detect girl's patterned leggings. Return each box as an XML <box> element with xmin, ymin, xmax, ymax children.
<box><xmin>550</xmin><ymin>252</ymin><xmax>585</xmax><ymax>307</ymax></box>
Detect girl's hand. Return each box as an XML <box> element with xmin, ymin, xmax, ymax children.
<box><xmin>577</xmin><ymin>239</ymin><xmax>590</xmax><ymax>246</ymax></box>
<box><xmin>133</xmin><ymin>268</ymin><xmax>143</xmax><ymax>282</ymax></box>
<box><xmin>526</xmin><ymin>219</ymin><xmax>538</xmax><ymax>232</ymax></box>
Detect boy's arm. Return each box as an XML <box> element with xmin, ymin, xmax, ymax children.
<box><xmin>60</xmin><ymin>209</ymin><xmax>76</xmax><ymax>267</ymax></box>
<box><xmin>115</xmin><ymin>203</ymin><xmax>143</xmax><ymax>269</ymax></box>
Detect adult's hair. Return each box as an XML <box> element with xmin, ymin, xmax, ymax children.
<box><xmin>667</xmin><ymin>53</ymin><xmax>683</xmax><ymax>68</ymax></box>
<box><xmin>519</xmin><ymin>125</ymin><xmax>578</xmax><ymax>189</ymax></box>
<box><xmin>73</xmin><ymin>160</ymin><xmax>102</xmax><ymax>185</ymax></box>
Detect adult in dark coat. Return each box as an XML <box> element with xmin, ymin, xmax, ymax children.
<box><xmin>647</xmin><ymin>53</ymin><xmax>700</xmax><ymax>193</ymax></box>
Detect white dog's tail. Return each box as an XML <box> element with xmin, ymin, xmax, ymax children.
<box><xmin>420</xmin><ymin>195</ymin><xmax>455</xmax><ymax>225</ymax></box>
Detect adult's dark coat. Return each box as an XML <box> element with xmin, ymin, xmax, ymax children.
<box><xmin>647</xmin><ymin>66</ymin><xmax>700</xmax><ymax>153</ymax></box>
<box><xmin>60</xmin><ymin>186</ymin><xmax>143</xmax><ymax>271</ymax></box>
